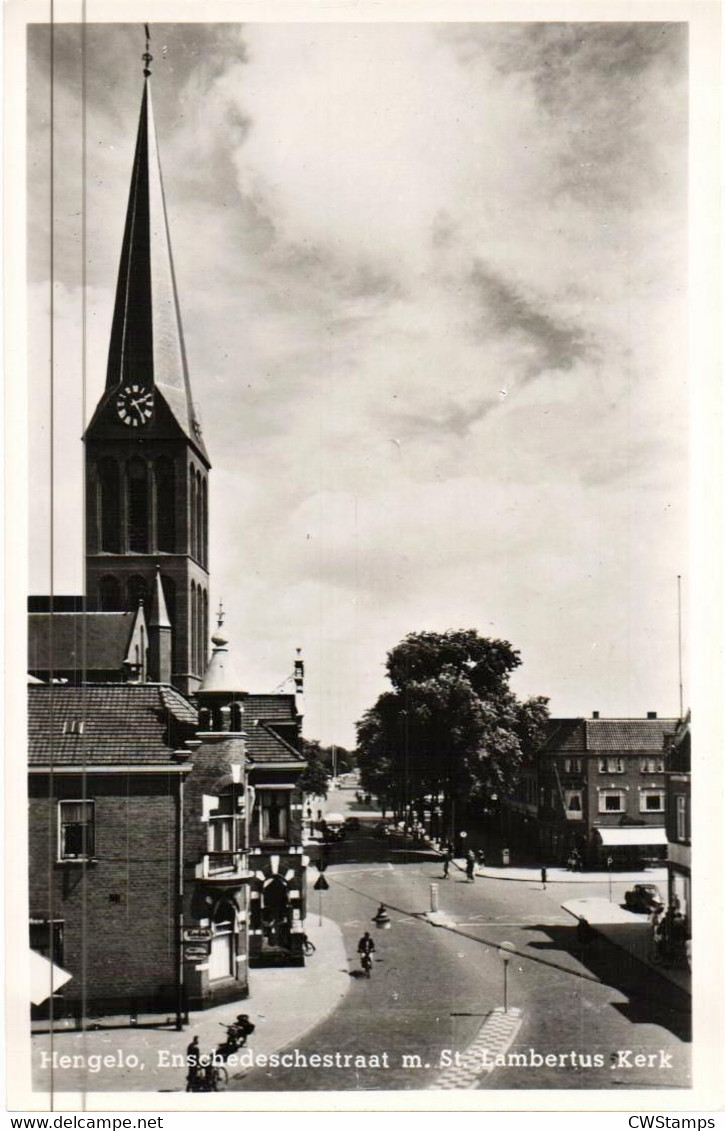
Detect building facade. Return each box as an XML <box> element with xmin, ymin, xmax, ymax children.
<box><xmin>504</xmin><ymin>714</ymin><xmax>678</xmax><ymax>868</ymax></box>
<box><xmin>665</xmin><ymin>713</ymin><xmax>691</xmax><ymax>935</ymax></box>
<box><xmin>28</xmin><ymin>682</ymin><xmax>197</xmax><ymax>1020</ymax></box>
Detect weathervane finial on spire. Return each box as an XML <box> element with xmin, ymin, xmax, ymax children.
<box><xmin>216</xmin><ymin>600</ymin><xmax>225</xmax><ymax>632</ymax></box>
<box><xmin>142</xmin><ymin>23</ymin><xmax>153</xmax><ymax>77</ymax></box>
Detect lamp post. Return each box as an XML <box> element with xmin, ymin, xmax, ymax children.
<box><xmin>498</xmin><ymin>940</ymin><xmax>516</xmax><ymax>1013</ymax></box>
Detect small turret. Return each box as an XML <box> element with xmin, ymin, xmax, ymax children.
<box><xmin>196</xmin><ymin>601</ymin><xmax>246</xmax><ymax>731</ymax></box>
<box><xmin>148</xmin><ymin>567</ymin><xmax>172</xmax><ymax>683</ymax></box>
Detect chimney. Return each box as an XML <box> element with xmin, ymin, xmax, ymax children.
<box><xmin>592</xmin><ymin>711</ymin><xmax>600</xmax><ymax>719</ymax></box>
<box><xmin>148</xmin><ymin>568</ymin><xmax>172</xmax><ymax>683</ymax></box>
<box><xmin>647</xmin><ymin>711</ymin><xmax>657</xmax><ymax>719</ymax></box>
<box><xmin>294</xmin><ymin>647</ymin><xmax>305</xmax><ymax>719</ymax></box>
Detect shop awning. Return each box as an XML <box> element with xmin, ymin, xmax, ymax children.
<box><xmin>30</xmin><ymin>950</ymin><xmax>73</xmax><ymax>1005</ymax></box>
<box><xmin>596</xmin><ymin>827</ymin><xmax>667</xmax><ymax>847</ymax></box>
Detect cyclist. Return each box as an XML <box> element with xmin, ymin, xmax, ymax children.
<box><xmin>357</xmin><ymin>931</ymin><xmax>376</xmax><ymax>974</ymax></box>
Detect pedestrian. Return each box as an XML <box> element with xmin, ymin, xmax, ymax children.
<box><xmin>541</xmin><ymin>866</ymin><xmax>547</xmax><ymax>890</ymax></box>
<box><xmin>465</xmin><ymin>850</ymin><xmax>475</xmax><ymax>883</ymax></box>
<box><xmin>185</xmin><ymin>1035</ymin><xmax>201</xmax><ymax>1092</ymax></box>
<box><xmin>442</xmin><ymin>847</ymin><xmax>451</xmax><ymax>878</ymax></box>
<box><xmin>476</xmin><ymin>848</ymin><xmax>486</xmax><ymax>869</ymax></box>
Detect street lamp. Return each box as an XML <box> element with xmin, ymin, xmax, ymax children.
<box><xmin>498</xmin><ymin>940</ymin><xmax>516</xmax><ymax>1013</ymax></box>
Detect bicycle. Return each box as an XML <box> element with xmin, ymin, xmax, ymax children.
<box><xmin>360</xmin><ymin>951</ymin><xmax>373</xmax><ymax>978</ymax></box>
<box><xmin>301</xmin><ymin>934</ymin><xmax>316</xmax><ymax>956</ymax></box>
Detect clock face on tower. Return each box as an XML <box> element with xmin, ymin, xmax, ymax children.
<box><xmin>116</xmin><ymin>384</ymin><xmax>154</xmax><ymax>427</ymax></box>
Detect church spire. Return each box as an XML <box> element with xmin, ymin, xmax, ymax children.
<box><xmin>98</xmin><ymin>46</ymin><xmax>207</xmax><ymax>459</ymax></box>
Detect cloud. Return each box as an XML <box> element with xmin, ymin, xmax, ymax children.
<box><xmin>26</xmin><ymin>22</ymin><xmax>689</xmax><ymax>744</ymax></box>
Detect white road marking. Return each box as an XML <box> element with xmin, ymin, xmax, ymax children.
<box><xmin>430</xmin><ymin>1007</ymin><xmax>524</xmax><ymax>1090</ymax></box>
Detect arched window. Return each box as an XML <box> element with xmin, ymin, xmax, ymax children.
<box><xmin>190</xmin><ymin>582</ymin><xmax>197</xmax><ymax>675</ymax></box>
<box><xmin>98</xmin><ymin>575</ymin><xmax>122</xmax><ymax>611</ymax></box>
<box><xmin>155</xmin><ymin>458</ymin><xmax>175</xmax><ymax>552</ymax></box>
<box><xmin>98</xmin><ymin>458</ymin><xmax>121</xmax><ymax>552</ymax></box>
<box><xmin>189</xmin><ymin>465</ymin><xmax>196</xmax><ymax>559</ymax></box>
<box><xmin>127</xmin><ymin>574</ymin><xmax>148</xmax><ymax>609</ymax></box>
<box><xmin>197</xmin><ymin>587</ymin><xmax>205</xmax><ymax>675</ymax></box>
<box><xmin>201</xmin><ymin>478</ymin><xmax>208</xmax><ymax>568</ymax></box>
<box><xmin>127</xmin><ymin>459</ymin><xmax>149</xmax><ymax>553</ymax></box>
<box><xmin>196</xmin><ymin>471</ymin><xmax>203</xmax><ymax>563</ymax></box>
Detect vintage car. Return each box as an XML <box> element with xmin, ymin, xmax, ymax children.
<box><xmin>623</xmin><ymin>883</ymin><xmax>664</xmax><ymax>913</ymax></box>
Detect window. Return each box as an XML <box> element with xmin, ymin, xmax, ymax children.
<box><xmin>207</xmin><ymin>789</ymin><xmax>244</xmax><ymax>872</ymax></box>
<box><xmin>98</xmin><ymin>458</ymin><xmax>121</xmax><ymax>552</ymax></box>
<box><xmin>257</xmin><ymin>789</ymin><xmax>290</xmax><ymax>842</ymax></box>
<box><xmin>155</xmin><ymin>458</ymin><xmax>176</xmax><ymax>552</ymax></box>
<box><xmin>30</xmin><ymin>920</ymin><xmax>64</xmax><ymax>967</ymax></box>
<box><xmin>127</xmin><ymin>574</ymin><xmax>148</xmax><ymax>610</ymax></box>
<box><xmin>564</xmin><ymin>790</ymin><xmax>583</xmax><ymax>820</ymax></box>
<box><xmin>598</xmin><ymin>757</ymin><xmax>624</xmax><ymax>773</ymax></box>
<box><xmin>598</xmin><ymin>790</ymin><xmax>625</xmax><ymax>813</ymax></box>
<box><xmin>640</xmin><ymin>790</ymin><xmax>664</xmax><ymax>813</ymax></box>
<box><xmin>127</xmin><ymin>459</ymin><xmax>149</xmax><ymax>552</ymax></box>
<box><xmin>58</xmin><ymin>801</ymin><xmax>95</xmax><ymax>860</ymax></box>
<box><xmin>189</xmin><ymin>465</ymin><xmax>197</xmax><ymax>558</ymax></box>
<box><xmin>640</xmin><ymin>757</ymin><xmax>665</xmax><ymax>773</ymax></box>
<box><xmin>98</xmin><ymin>575</ymin><xmax>122</xmax><ymax>612</ymax></box>
<box><xmin>563</xmin><ymin>758</ymin><xmax>581</xmax><ymax>773</ymax></box>
<box><xmin>676</xmin><ymin>795</ymin><xmax>687</xmax><ymax>840</ymax></box>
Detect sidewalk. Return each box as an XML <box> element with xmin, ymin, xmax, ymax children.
<box><xmin>561</xmin><ymin>897</ymin><xmax>691</xmax><ymax>995</ymax></box>
<box><xmin>32</xmin><ymin>915</ymin><xmax>349</xmax><ymax>1094</ymax></box>
<box><xmin>447</xmin><ymin>855</ymin><xmax>667</xmax><ymax>886</ymax></box>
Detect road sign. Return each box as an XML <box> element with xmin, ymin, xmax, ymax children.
<box><xmin>183</xmin><ymin>927</ymin><xmax>212</xmax><ymax>943</ymax></box>
<box><xmin>313</xmin><ymin>874</ymin><xmax>330</xmax><ymax>891</ymax></box>
<box><xmin>184</xmin><ymin>945</ymin><xmax>210</xmax><ymax>962</ymax></box>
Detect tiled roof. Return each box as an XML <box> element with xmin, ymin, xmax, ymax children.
<box><xmin>245</xmin><ymin>694</ymin><xmax>297</xmax><ymax>723</ymax></box>
<box><xmin>245</xmin><ymin>721</ymin><xmax>305</xmax><ymax>765</ymax></box>
<box><xmin>28</xmin><ymin>683</ymin><xmax>198</xmax><ymax>766</ymax></box>
<box><xmin>28</xmin><ymin>613</ymin><xmax>136</xmax><ymax>674</ymax></box>
<box><xmin>544</xmin><ymin>717</ymin><xmax>678</xmax><ymax>753</ymax></box>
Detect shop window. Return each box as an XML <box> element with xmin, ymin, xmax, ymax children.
<box><xmin>640</xmin><ymin>790</ymin><xmax>664</xmax><ymax>813</ymax></box>
<box><xmin>257</xmin><ymin>790</ymin><xmax>290</xmax><ymax>843</ymax></box>
<box><xmin>598</xmin><ymin>790</ymin><xmax>625</xmax><ymax>813</ymax></box>
<box><xmin>209</xmin><ymin>900</ymin><xmax>235</xmax><ymax>981</ymax></box>
<box><xmin>676</xmin><ymin>795</ymin><xmax>687</xmax><ymax>840</ymax></box>
<box><xmin>598</xmin><ymin>757</ymin><xmax>625</xmax><ymax>773</ymax></box>
<box><xmin>58</xmin><ymin>800</ymin><xmax>95</xmax><ymax>860</ymax></box>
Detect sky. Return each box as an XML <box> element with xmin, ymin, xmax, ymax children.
<box><xmin>27</xmin><ymin>19</ymin><xmax>689</xmax><ymax>747</ymax></box>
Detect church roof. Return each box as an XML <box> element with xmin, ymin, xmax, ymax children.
<box><xmin>28</xmin><ymin>683</ymin><xmax>198</xmax><ymax>766</ymax></box>
<box><xmin>86</xmin><ymin>78</ymin><xmax>208</xmax><ymax>463</ymax></box>
<box><xmin>28</xmin><ymin>611</ymin><xmax>143</xmax><ymax>676</ymax></box>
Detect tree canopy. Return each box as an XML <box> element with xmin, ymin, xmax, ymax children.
<box><xmin>356</xmin><ymin>629</ymin><xmax>548</xmax><ymax>829</ymax></box>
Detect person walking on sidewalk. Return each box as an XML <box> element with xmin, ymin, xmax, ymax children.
<box><xmin>465</xmin><ymin>850</ymin><xmax>476</xmax><ymax>883</ymax></box>
<box><xmin>442</xmin><ymin>846</ymin><xmax>452</xmax><ymax>878</ymax></box>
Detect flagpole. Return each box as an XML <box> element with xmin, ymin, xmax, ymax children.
<box><xmin>677</xmin><ymin>574</ymin><xmax>684</xmax><ymax>718</ymax></box>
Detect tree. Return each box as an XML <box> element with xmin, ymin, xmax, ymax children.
<box><xmin>298</xmin><ymin>740</ymin><xmax>331</xmax><ymax>799</ymax></box>
<box><xmin>356</xmin><ymin>629</ymin><xmax>549</xmax><ymax>834</ymax></box>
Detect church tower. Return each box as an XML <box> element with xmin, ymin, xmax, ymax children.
<box><xmin>84</xmin><ymin>45</ymin><xmax>210</xmax><ymax>695</ymax></box>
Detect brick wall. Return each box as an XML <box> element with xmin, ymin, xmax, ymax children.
<box><xmin>29</xmin><ymin>772</ymin><xmax>181</xmax><ymax>1012</ymax></box>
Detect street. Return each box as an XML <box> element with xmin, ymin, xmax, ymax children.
<box><xmin>232</xmin><ymin>786</ymin><xmax>691</xmax><ymax>1092</ymax></box>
